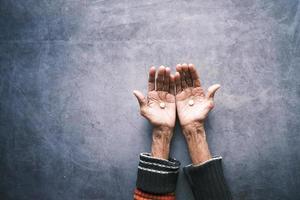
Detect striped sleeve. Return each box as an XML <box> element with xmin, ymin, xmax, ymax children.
<box><xmin>135</xmin><ymin>153</ymin><xmax>181</xmax><ymax>195</ymax></box>
<box><xmin>134</xmin><ymin>189</ymin><xmax>175</xmax><ymax>200</ymax></box>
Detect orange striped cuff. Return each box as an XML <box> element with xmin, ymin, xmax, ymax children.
<box><xmin>134</xmin><ymin>189</ymin><xmax>175</xmax><ymax>200</ymax></box>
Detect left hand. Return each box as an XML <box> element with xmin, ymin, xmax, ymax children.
<box><xmin>133</xmin><ymin>66</ymin><xmax>176</xmax><ymax>129</ymax></box>
<box><xmin>134</xmin><ymin>66</ymin><xmax>176</xmax><ymax>159</ymax></box>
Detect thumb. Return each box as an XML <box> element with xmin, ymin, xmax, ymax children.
<box><xmin>133</xmin><ymin>90</ymin><xmax>147</xmax><ymax>108</ymax></box>
<box><xmin>207</xmin><ymin>84</ymin><xmax>221</xmax><ymax>99</ymax></box>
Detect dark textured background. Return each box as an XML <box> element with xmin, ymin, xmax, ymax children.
<box><xmin>0</xmin><ymin>0</ymin><xmax>299</xmax><ymax>200</ymax></box>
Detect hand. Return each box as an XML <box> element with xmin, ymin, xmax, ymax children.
<box><xmin>134</xmin><ymin>66</ymin><xmax>176</xmax><ymax>159</ymax></box>
<box><xmin>134</xmin><ymin>66</ymin><xmax>176</xmax><ymax>129</ymax></box>
<box><xmin>175</xmin><ymin>63</ymin><xmax>220</xmax><ymax>127</ymax></box>
<box><xmin>174</xmin><ymin>63</ymin><xmax>220</xmax><ymax>164</ymax></box>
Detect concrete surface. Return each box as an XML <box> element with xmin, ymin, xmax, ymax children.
<box><xmin>0</xmin><ymin>0</ymin><xmax>299</xmax><ymax>199</ymax></box>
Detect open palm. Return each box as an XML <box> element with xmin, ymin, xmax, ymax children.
<box><xmin>175</xmin><ymin>64</ymin><xmax>220</xmax><ymax>126</ymax></box>
<box><xmin>134</xmin><ymin>66</ymin><xmax>176</xmax><ymax>128</ymax></box>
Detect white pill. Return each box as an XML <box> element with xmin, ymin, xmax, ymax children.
<box><xmin>160</xmin><ymin>102</ymin><xmax>166</xmax><ymax>109</ymax></box>
<box><xmin>188</xmin><ymin>99</ymin><xmax>194</xmax><ymax>106</ymax></box>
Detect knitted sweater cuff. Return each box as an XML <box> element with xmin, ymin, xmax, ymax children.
<box><xmin>136</xmin><ymin>153</ymin><xmax>181</xmax><ymax>194</ymax></box>
<box><xmin>183</xmin><ymin>157</ymin><xmax>232</xmax><ymax>200</ymax></box>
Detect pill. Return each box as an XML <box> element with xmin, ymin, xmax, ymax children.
<box><xmin>160</xmin><ymin>102</ymin><xmax>166</xmax><ymax>109</ymax></box>
<box><xmin>188</xmin><ymin>99</ymin><xmax>194</xmax><ymax>106</ymax></box>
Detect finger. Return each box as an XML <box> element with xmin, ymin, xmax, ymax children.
<box><xmin>188</xmin><ymin>63</ymin><xmax>201</xmax><ymax>87</ymax></box>
<box><xmin>156</xmin><ymin>66</ymin><xmax>165</xmax><ymax>91</ymax></box>
<box><xmin>164</xmin><ymin>67</ymin><xmax>171</xmax><ymax>92</ymax></box>
<box><xmin>176</xmin><ymin>64</ymin><xmax>187</xmax><ymax>89</ymax></box>
<box><xmin>175</xmin><ymin>72</ymin><xmax>182</xmax><ymax>94</ymax></box>
<box><xmin>182</xmin><ymin>63</ymin><xmax>192</xmax><ymax>87</ymax></box>
<box><xmin>148</xmin><ymin>66</ymin><xmax>156</xmax><ymax>92</ymax></box>
<box><xmin>169</xmin><ymin>74</ymin><xmax>175</xmax><ymax>95</ymax></box>
<box><xmin>133</xmin><ymin>90</ymin><xmax>147</xmax><ymax>108</ymax></box>
<box><xmin>207</xmin><ymin>84</ymin><xmax>221</xmax><ymax>99</ymax></box>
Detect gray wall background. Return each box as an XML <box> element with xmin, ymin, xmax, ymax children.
<box><xmin>0</xmin><ymin>0</ymin><xmax>299</xmax><ymax>199</ymax></box>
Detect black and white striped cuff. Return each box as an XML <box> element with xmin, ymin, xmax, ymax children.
<box><xmin>136</xmin><ymin>153</ymin><xmax>181</xmax><ymax>194</ymax></box>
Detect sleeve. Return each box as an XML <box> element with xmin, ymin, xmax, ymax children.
<box><xmin>134</xmin><ymin>153</ymin><xmax>181</xmax><ymax>199</ymax></box>
<box><xmin>183</xmin><ymin>156</ymin><xmax>232</xmax><ymax>200</ymax></box>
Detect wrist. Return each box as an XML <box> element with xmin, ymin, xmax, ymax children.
<box><xmin>182</xmin><ymin>122</ymin><xmax>212</xmax><ymax>165</ymax></box>
<box><xmin>182</xmin><ymin>121</ymin><xmax>205</xmax><ymax>136</ymax></box>
<box><xmin>151</xmin><ymin>126</ymin><xmax>173</xmax><ymax>160</ymax></box>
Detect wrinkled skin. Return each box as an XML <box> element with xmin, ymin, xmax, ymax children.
<box><xmin>133</xmin><ymin>64</ymin><xmax>220</xmax><ymax>160</ymax></box>
<box><xmin>174</xmin><ymin>63</ymin><xmax>220</xmax><ymax>127</ymax></box>
<box><xmin>133</xmin><ymin>66</ymin><xmax>176</xmax><ymax>129</ymax></box>
<box><xmin>133</xmin><ymin>63</ymin><xmax>220</xmax><ymax>129</ymax></box>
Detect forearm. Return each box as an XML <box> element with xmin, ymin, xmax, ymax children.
<box><xmin>151</xmin><ymin>126</ymin><xmax>173</xmax><ymax>159</ymax></box>
<box><xmin>182</xmin><ymin>122</ymin><xmax>232</xmax><ymax>200</ymax></box>
<box><xmin>134</xmin><ymin>126</ymin><xmax>179</xmax><ymax>199</ymax></box>
<box><xmin>182</xmin><ymin>122</ymin><xmax>211</xmax><ymax>164</ymax></box>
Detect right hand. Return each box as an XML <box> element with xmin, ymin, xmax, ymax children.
<box><xmin>174</xmin><ymin>63</ymin><xmax>220</xmax><ymax>127</ymax></box>
<box><xmin>174</xmin><ymin>63</ymin><xmax>220</xmax><ymax>164</ymax></box>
